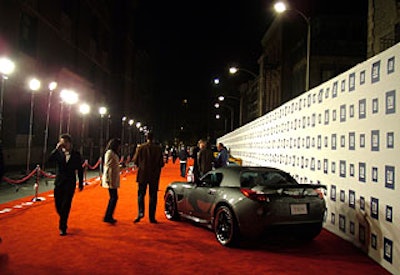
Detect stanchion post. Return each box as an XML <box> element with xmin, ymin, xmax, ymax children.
<box><xmin>32</xmin><ymin>165</ymin><xmax>42</xmax><ymax>202</ymax></box>
<box><xmin>84</xmin><ymin>159</ymin><xmax>88</xmax><ymax>185</ymax></box>
<box><xmin>99</xmin><ymin>157</ymin><xmax>102</xmax><ymax>177</ymax></box>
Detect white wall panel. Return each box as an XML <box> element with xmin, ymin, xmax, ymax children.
<box><xmin>218</xmin><ymin>43</ymin><xmax>400</xmax><ymax>274</ymax></box>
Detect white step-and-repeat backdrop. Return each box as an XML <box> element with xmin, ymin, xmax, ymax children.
<box><xmin>218</xmin><ymin>43</ymin><xmax>399</xmax><ymax>274</ymax></box>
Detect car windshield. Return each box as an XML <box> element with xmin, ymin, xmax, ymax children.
<box><xmin>240</xmin><ymin>170</ymin><xmax>297</xmax><ymax>188</ymax></box>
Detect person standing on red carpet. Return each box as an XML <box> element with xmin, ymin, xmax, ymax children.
<box><xmin>197</xmin><ymin>139</ymin><xmax>214</xmax><ymax>177</ymax></box>
<box><xmin>48</xmin><ymin>133</ymin><xmax>84</xmax><ymax>236</ymax></box>
<box><xmin>178</xmin><ymin>145</ymin><xmax>189</xmax><ymax>178</ymax></box>
<box><xmin>101</xmin><ymin>138</ymin><xmax>121</xmax><ymax>224</ymax></box>
<box><xmin>214</xmin><ymin>142</ymin><xmax>228</xmax><ymax>168</ymax></box>
<box><xmin>133</xmin><ymin>132</ymin><xmax>164</xmax><ymax>223</ymax></box>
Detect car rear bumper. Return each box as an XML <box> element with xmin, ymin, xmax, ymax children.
<box><xmin>235</xmin><ymin>201</ymin><xmax>326</xmax><ymax>239</ymax></box>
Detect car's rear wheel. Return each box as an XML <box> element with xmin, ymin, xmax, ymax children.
<box><xmin>214</xmin><ymin>206</ymin><xmax>239</xmax><ymax>247</ymax></box>
<box><xmin>164</xmin><ymin>189</ymin><xmax>180</xmax><ymax>220</ymax></box>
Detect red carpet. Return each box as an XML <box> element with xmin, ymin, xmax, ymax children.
<box><xmin>0</xmin><ymin>161</ymin><xmax>389</xmax><ymax>274</ymax></box>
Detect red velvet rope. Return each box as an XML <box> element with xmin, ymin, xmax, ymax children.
<box><xmin>84</xmin><ymin>158</ymin><xmax>102</xmax><ymax>170</ymax></box>
<box><xmin>2</xmin><ymin>168</ymin><xmax>38</xmax><ymax>184</ymax></box>
<box><xmin>38</xmin><ymin>169</ymin><xmax>56</xmax><ymax>179</ymax></box>
<box><xmin>1</xmin><ymin>157</ymin><xmax>136</xmax><ymax>185</ymax></box>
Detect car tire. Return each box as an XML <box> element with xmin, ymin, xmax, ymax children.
<box><xmin>164</xmin><ymin>189</ymin><xmax>180</xmax><ymax>220</ymax></box>
<box><xmin>214</xmin><ymin>206</ymin><xmax>239</xmax><ymax>247</ymax></box>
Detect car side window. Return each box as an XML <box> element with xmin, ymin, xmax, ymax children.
<box><xmin>240</xmin><ymin>172</ymin><xmax>258</xmax><ymax>188</ymax></box>
<box><xmin>212</xmin><ymin>173</ymin><xmax>223</xmax><ymax>187</ymax></box>
<box><xmin>200</xmin><ymin>173</ymin><xmax>223</xmax><ymax>187</ymax></box>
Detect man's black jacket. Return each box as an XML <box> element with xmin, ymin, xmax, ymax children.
<box><xmin>48</xmin><ymin>148</ymin><xmax>84</xmax><ymax>189</ymax></box>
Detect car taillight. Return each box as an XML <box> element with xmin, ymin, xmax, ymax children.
<box><xmin>314</xmin><ymin>188</ymin><xmax>324</xmax><ymax>199</ymax></box>
<box><xmin>240</xmin><ymin>188</ymin><xmax>270</xmax><ymax>202</ymax></box>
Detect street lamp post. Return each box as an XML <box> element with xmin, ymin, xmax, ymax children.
<box><xmin>65</xmin><ymin>91</ymin><xmax>78</xmax><ymax>133</ymax></box>
<box><xmin>274</xmin><ymin>1</ymin><xmax>311</xmax><ymax>91</ymax></box>
<box><xmin>135</xmin><ymin>122</ymin><xmax>141</xmax><ymax>144</ymax></box>
<box><xmin>228</xmin><ymin>66</ymin><xmax>257</xmax><ymax>119</ymax></box>
<box><xmin>60</xmin><ymin>89</ymin><xmax>78</xmax><ymax>134</ymax></box>
<box><xmin>128</xmin><ymin>119</ymin><xmax>134</xmax><ymax>153</ymax></box>
<box><xmin>79</xmin><ymin>103</ymin><xmax>90</xmax><ymax>156</ymax></box>
<box><xmin>214</xmin><ymin>102</ymin><xmax>234</xmax><ymax>131</ymax></box>
<box><xmin>215</xmin><ymin>113</ymin><xmax>228</xmax><ymax>133</ymax></box>
<box><xmin>99</xmin><ymin>106</ymin><xmax>107</xmax><ymax>158</ymax></box>
<box><xmin>121</xmin><ymin>116</ymin><xmax>127</xmax><ymax>156</ymax></box>
<box><xmin>59</xmin><ymin>100</ymin><xmax>64</xmax><ymax>136</ymax></box>
<box><xmin>27</xmin><ymin>78</ymin><xmax>41</xmax><ymax>174</ymax></box>
<box><xmin>218</xmin><ymin>95</ymin><xmax>242</xmax><ymax>126</ymax></box>
<box><xmin>106</xmin><ymin>114</ymin><xmax>111</xmax><ymax>142</ymax></box>
<box><xmin>0</xmin><ymin>57</ymin><xmax>15</xmax><ymax>142</ymax></box>
<box><xmin>42</xmin><ymin>81</ymin><xmax>57</xmax><ymax>170</ymax></box>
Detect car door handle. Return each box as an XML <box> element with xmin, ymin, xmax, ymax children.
<box><xmin>208</xmin><ymin>189</ymin><xmax>216</xmax><ymax>195</ymax></box>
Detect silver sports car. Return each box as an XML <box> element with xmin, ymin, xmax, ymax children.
<box><xmin>164</xmin><ymin>166</ymin><xmax>326</xmax><ymax>247</ymax></box>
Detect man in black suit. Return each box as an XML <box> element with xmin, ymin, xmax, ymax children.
<box><xmin>48</xmin><ymin>134</ymin><xmax>84</xmax><ymax>236</ymax></box>
<box><xmin>133</xmin><ymin>132</ymin><xmax>164</xmax><ymax>223</ymax></box>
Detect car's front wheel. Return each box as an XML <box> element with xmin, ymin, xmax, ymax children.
<box><xmin>164</xmin><ymin>189</ymin><xmax>180</xmax><ymax>220</ymax></box>
<box><xmin>214</xmin><ymin>206</ymin><xmax>239</xmax><ymax>247</ymax></box>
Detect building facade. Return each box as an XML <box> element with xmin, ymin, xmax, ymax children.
<box><xmin>367</xmin><ymin>0</ymin><xmax>400</xmax><ymax>57</ymax></box>
<box><xmin>256</xmin><ymin>1</ymin><xmax>367</xmax><ymax>117</ymax></box>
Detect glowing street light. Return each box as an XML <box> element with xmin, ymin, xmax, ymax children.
<box><xmin>274</xmin><ymin>1</ymin><xmax>286</xmax><ymax>13</ymax></box>
<box><xmin>27</xmin><ymin>78</ymin><xmax>41</xmax><ymax>174</ymax></box>
<box><xmin>99</xmin><ymin>106</ymin><xmax>107</xmax><ymax>117</ymax></box>
<box><xmin>42</xmin><ymin>81</ymin><xmax>57</xmax><ymax>170</ymax></box>
<box><xmin>274</xmin><ymin>1</ymin><xmax>311</xmax><ymax>91</ymax></box>
<box><xmin>229</xmin><ymin>66</ymin><xmax>257</xmax><ymax>78</ymax></box>
<box><xmin>0</xmin><ymin>57</ymin><xmax>15</xmax><ymax>141</ymax></box>
<box><xmin>229</xmin><ymin>67</ymin><xmax>238</xmax><ymax>74</ymax></box>
<box><xmin>0</xmin><ymin>57</ymin><xmax>15</xmax><ymax>75</ymax></box>
<box><xmin>79</xmin><ymin>103</ymin><xmax>90</xmax><ymax>115</ymax></box>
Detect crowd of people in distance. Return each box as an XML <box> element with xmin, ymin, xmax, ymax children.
<box><xmin>163</xmin><ymin>139</ymin><xmax>229</xmax><ymax>180</ymax></box>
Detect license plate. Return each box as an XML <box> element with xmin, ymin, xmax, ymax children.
<box><xmin>290</xmin><ymin>204</ymin><xmax>308</xmax><ymax>215</ymax></box>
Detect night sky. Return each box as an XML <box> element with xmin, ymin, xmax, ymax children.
<box><xmin>133</xmin><ymin>0</ymin><xmax>367</xmax><ymax>143</ymax></box>
<box><xmin>134</xmin><ymin>0</ymin><xmax>271</xmax><ymax>143</ymax></box>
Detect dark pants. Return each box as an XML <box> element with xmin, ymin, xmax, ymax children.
<box><xmin>104</xmin><ymin>188</ymin><xmax>118</xmax><ymax>220</ymax></box>
<box><xmin>180</xmin><ymin>162</ymin><xmax>187</xmax><ymax>177</ymax></box>
<box><xmin>137</xmin><ymin>181</ymin><xmax>159</xmax><ymax>220</ymax></box>
<box><xmin>54</xmin><ymin>184</ymin><xmax>76</xmax><ymax>231</ymax></box>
